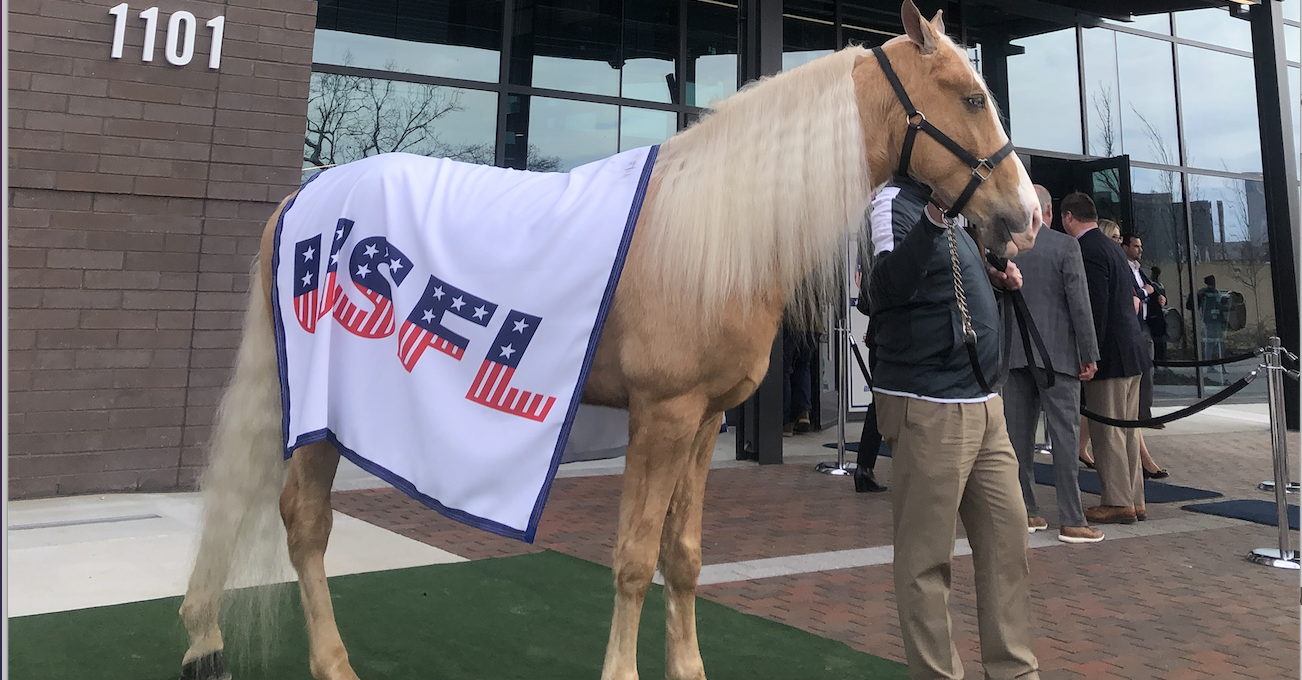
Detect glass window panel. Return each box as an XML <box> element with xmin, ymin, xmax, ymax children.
<box><xmin>782</xmin><ymin>16</ymin><xmax>835</xmax><ymax>71</ymax></box>
<box><xmin>1132</xmin><ymin>168</ymin><xmax>1197</xmax><ymax>393</ymax></box>
<box><xmin>620</xmin><ymin>107</ymin><xmax>677</xmax><ymax>150</ymax></box>
<box><xmin>1007</xmin><ymin>28</ymin><xmax>1081</xmax><ymax>154</ymax></box>
<box><xmin>527</xmin><ymin>96</ymin><xmax>619</xmax><ymax>171</ymax></box>
<box><xmin>1178</xmin><ymin>45</ymin><xmax>1261</xmax><ymax>173</ymax></box>
<box><xmin>1291</xmin><ymin>67</ymin><xmax>1300</xmax><ymax>161</ymax></box>
<box><xmin>842</xmin><ymin>27</ymin><xmax>888</xmax><ymax>50</ymax></box>
<box><xmin>784</xmin><ymin>0</ymin><xmax>833</xmax><ymax>23</ymax></box>
<box><xmin>1115</xmin><ymin>33</ymin><xmax>1178</xmax><ymax>166</ymax></box>
<box><xmin>1082</xmin><ymin>28</ymin><xmax>1121</xmax><ymax>157</ymax></box>
<box><xmin>687</xmin><ymin>0</ymin><xmax>739</xmax><ymax>107</ymax></box>
<box><xmin>1285</xmin><ymin>0</ymin><xmax>1300</xmax><ymax>23</ymax></box>
<box><xmin>312</xmin><ymin>0</ymin><xmax>502</xmax><ymax>82</ymax></box>
<box><xmin>511</xmin><ymin>0</ymin><xmax>621</xmax><ymax>97</ymax></box>
<box><xmin>303</xmin><ymin>75</ymin><xmax>497</xmax><ymax>178</ymax></box>
<box><xmin>1124</xmin><ymin>13</ymin><xmax>1171</xmax><ymax>34</ymax></box>
<box><xmin>622</xmin><ymin>0</ymin><xmax>678</xmax><ymax>104</ymax></box>
<box><xmin>1286</xmin><ymin>26</ymin><xmax>1299</xmax><ymax>64</ymax></box>
<box><xmin>1188</xmin><ymin>173</ymin><xmax>1273</xmax><ymax>394</ymax></box>
<box><xmin>1173</xmin><ymin>8</ymin><xmax>1252</xmax><ymax>52</ymax></box>
<box><xmin>842</xmin><ymin>0</ymin><xmax>901</xmax><ymax>35</ymax></box>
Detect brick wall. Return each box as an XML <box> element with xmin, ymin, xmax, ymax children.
<box><xmin>8</xmin><ymin>0</ymin><xmax>316</xmax><ymax>496</ymax></box>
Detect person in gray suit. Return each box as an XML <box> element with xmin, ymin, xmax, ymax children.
<box><xmin>1003</xmin><ymin>185</ymin><xmax>1104</xmax><ymax>543</ymax></box>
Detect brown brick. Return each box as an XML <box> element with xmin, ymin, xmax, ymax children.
<box><xmin>41</xmin><ymin>289</ymin><xmax>123</xmax><ymax>309</ymax></box>
<box><xmin>121</xmin><ymin>290</ymin><xmax>197</xmax><ymax>310</ymax></box>
<box><xmin>56</xmin><ymin>170</ymin><xmax>134</xmax><ymax>193</ymax></box>
<box><xmin>83</xmin><ymin>270</ymin><xmax>162</xmax><ymax>289</ymax></box>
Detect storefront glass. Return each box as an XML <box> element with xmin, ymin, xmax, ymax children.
<box><xmin>302</xmin><ymin>74</ymin><xmax>497</xmax><ymax>177</ymax></box>
<box><xmin>1187</xmin><ymin>172</ymin><xmax>1273</xmax><ymax>396</ymax></box>
<box><xmin>687</xmin><ymin>0</ymin><xmax>739</xmax><ymax>107</ymax></box>
<box><xmin>1178</xmin><ymin>46</ymin><xmax>1262</xmax><ymax>173</ymax></box>
<box><xmin>524</xmin><ymin>96</ymin><xmax>619</xmax><ymax>171</ymax></box>
<box><xmin>1115</xmin><ymin>33</ymin><xmax>1179</xmax><ymax>167</ymax></box>
<box><xmin>1006</xmin><ymin>28</ymin><xmax>1081</xmax><ymax>154</ymax></box>
<box><xmin>1173</xmin><ymin>8</ymin><xmax>1252</xmax><ymax>52</ymax></box>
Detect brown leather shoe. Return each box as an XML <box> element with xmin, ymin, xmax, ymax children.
<box><xmin>1059</xmin><ymin>525</ymin><xmax>1105</xmax><ymax>543</ymax></box>
<box><xmin>1027</xmin><ymin>516</ymin><xmax>1048</xmax><ymax>533</ymax></box>
<box><xmin>1084</xmin><ymin>505</ymin><xmax>1137</xmax><ymax>524</ymax></box>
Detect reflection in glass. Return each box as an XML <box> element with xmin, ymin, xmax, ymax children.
<box><xmin>1122</xmin><ymin>13</ymin><xmax>1171</xmax><ymax>34</ymax></box>
<box><xmin>842</xmin><ymin>27</ymin><xmax>887</xmax><ymax>50</ymax></box>
<box><xmin>1286</xmin><ymin>25</ymin><xmax>1299</xmax><ymax>64</ymax></box>
<box><xmin>1131</xmin><ymin>168</ymin><xmax>1190</xmax><ymax>368</ymax></box>
<box><xmin>1177</xmin><ymin>46</ymin><xmax>1261</xmax><ymax>173</ymax></box>
<box><xmin>782</xmin><ymin>15</ymin><xmax>835</xmax><ymax>71</ymax></box>
<box><xmin>313</xmin><ymin>31</ymin><xmax>502</xmax><ymax>83</ymax></box>
<box><xmin>1115</xmin><ymin>33</ymin><xmax>1178</xmax><ymax>167</ymax></box>
<box><xmin>1173</xmin><ymin>8</ymin><xmax>1252</xmax><ymax>52</ymax></box>
<box><xmin>620</xmin><ymin>107</ymin><xmax>677</xmax><ymax>150</ymax></box>
<box><xmin>527</xmin><ymin>96</ymin><xmax>619</xmax><ymax>172</ymax></box>
<box><xmin>687</xmin><ymin>0</ymin><xmax>739</xmax><ymax>107</ymax></box>
<box><xmin>1007</xmin><ymin>29</ymin><xmax>1081</xmax><ymax>154</ymax></box>
<box><xmin>1291</xmin><ymin>67</ymin><xmax>1300</xmax><ymax>161</ymax></box>
<box><xmin>1082</xmin><ymin>28</ymin><xmax>1121</xmax><ymax>157</ymax></box>
<box><xmin>1286</xmin><ymin>0</ymin><xmax>1300</xmax><ymax>22</ymax></box>
<box><xmin>1188</xmin><ymin>173</ymin><xmax>1273</xmax><ymax>393</ymax></box>
<box><xmin>511</xmin><ymin>0</ymin><xmax>621</xmax><ymax>96</ymax></box>
<box><xmin>302</xmin><ymin>74</ymin><xmax>497</xmax><ymax>178</ymax></box>
<box><xmin>622</xmin><ymin>0</ymin><xmax>678</xmax><ymax>103</ymax></box>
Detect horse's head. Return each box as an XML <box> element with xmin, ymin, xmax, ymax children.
<box><xmin>855</xmin><ymin>0</ymin><xmax>1041</xmax><ymax>257</ymax></box>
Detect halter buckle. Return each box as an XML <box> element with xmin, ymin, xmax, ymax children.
<box><xmin>972</xmin><ymin>159</ymin><xmax>996</xmax><ymax>182</ymax></box>
<box><xmin>906</xmin><ymin>111</ymin><xmax>926</xmax><ymax>128</ymax></box>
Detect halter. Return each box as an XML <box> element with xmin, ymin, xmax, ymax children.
<box><xmin>871</xmin><ymin>47</ymin><xmax>1015</xmax><ymax>219</ymax></box>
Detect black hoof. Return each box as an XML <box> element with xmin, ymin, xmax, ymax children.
<box><xmin>180</xmin><ymin>651</ymin><xmax>230</xmax><ymax>680</ymax></box>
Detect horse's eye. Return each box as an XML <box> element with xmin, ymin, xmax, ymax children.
<box><xmin>965</xmin><ymin>94</ymin><xmax>986</xmax><ymax>110</ymax></box>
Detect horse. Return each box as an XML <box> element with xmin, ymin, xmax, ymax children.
<box><xmin>177</xmin><ymin>2</ymin><xmax>1041</xmax><ymax>679</ymax></box>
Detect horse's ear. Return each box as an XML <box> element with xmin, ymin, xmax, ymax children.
<box><xmin>901</xmin><ymin>0</ymin><xmax>937</xmax><ymax>55</ymax></box>
<box><xmin>930</xmin><ymin>9</ymin><xmax>946</xmax><ymax>36</ymax></box>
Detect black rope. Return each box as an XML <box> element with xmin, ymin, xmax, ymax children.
<box><xmin>849</xmin><ymin>339</ymin><xmax>872</xmax><ymax>388</ymax></box>
<box><xmin>1081</xmin><ymin>369</ymin><xmax>1259</xmax><ymax>428</ymax></box>
<box><xmin>1153</xmin><ymin>349</ymin><xmax>1262</xmax><ymax>368</ymax></box>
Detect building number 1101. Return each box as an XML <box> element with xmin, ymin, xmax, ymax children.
<box><xmin>108</xmin><ymin>3</ymin><xmax>225</xmax><ymax>69</ymax></box>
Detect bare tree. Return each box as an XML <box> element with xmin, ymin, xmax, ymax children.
<box><xmin>303</xmin><ymin>54</ymin><xmax>561</xmax><ymax>175</ymax></box>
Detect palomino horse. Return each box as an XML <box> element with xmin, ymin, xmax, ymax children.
<box><xmin>178</xmin><ymin>2</ymin><xmax>1041</xmax><ymax>678</ymax></box>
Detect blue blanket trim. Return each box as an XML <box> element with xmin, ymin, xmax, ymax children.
<box><xmin>270</xmin><ymin>147</ymin><xmax>660</xmax><ymax>543</ymax></box>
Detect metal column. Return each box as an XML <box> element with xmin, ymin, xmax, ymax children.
<box><xmin>1247</xmin><ymin>338</ymin><xmax>1300</xmax><ymax>569</ymax></box>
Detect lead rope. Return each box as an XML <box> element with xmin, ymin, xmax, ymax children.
<box><xmin>942</xmin><ymin>214</ymin><xmax>995</xmax><ymax>394</ymax></box>
<box><xmin>944</xmin><ymin>216</ymin><xmax>975</xmax><ymax>341</ymax></box>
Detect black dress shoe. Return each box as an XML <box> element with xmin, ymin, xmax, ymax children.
<box><xmin>1079</xmin><ymin>456</ymin><xmax>1096</xmax><ymax>470</ymax></box>
<box><xmin>854</xmin><ymin>468</ymin><xmax>887</xmax><ymax>493</ymax></box>
<box><xmin>1143</xmin><ymin>468</ymin><xmax>1169</xmax><ymax>480</ymax></box>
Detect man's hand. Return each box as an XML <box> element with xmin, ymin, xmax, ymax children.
<box><xmin>1143</xmin><ymin>283</ymin><xmax>1154</xmax><ymax>295</ymax></box>
<box><xmin>1158</xmin><ymin>294</ymin><xmax>1167</xmax><ymax>306</ymax></box>
<box><xmin>1079</xmin><ymin>361</ymin><xmax>1097</xmax><ymax>381</ymax></box>
<box><xmin>1133</xmin><ymin>296</ymin><xmax>1142</xmax><ymax>314</ymax></box>
<box><xmin>989</xmin><ymin>260</ymin><xmax>1022</xmax><ymax>291</ymax></box>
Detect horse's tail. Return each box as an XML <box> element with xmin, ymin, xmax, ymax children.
<box><xmin>181</xmin><ymin>259</ymin><xmax>291</xmax><ymax>668</ymax></box>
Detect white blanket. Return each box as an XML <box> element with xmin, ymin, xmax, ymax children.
<box><xmin>272</xmin><ymin>147</ymin><xmax>657</xmax><ymax>541</ymax></box>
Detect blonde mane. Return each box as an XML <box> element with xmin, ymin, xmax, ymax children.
<box><xmin>637</xmin><ymin>47</ymin><xmax>876</xmax><ymax>326</ymax></box>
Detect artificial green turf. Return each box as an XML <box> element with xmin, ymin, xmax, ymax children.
<box><xmin>10</xmin><ymin>550</ymin><xmax>907</xmax><ymax>679</ymax></box>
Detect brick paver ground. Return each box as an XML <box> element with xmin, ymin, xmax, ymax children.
<box><xmin>333</xmin><ymin>428</ymin><xmax>1300</xmax><ymax>679</ymax></box>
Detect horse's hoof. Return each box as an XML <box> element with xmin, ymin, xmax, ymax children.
<box><xmin>180</xmin><ymin>651</ymin><xmax>230</xmax><ymax>680</ymax></box>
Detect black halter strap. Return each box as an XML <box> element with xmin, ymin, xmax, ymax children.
<box><xmin>871</xmin><ymin>47</ymin><xmax>1015</xmax><ymax>219</ymax></box>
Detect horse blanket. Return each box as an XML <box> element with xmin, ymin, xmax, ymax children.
<box><xmin>272</xmin><ymin>146</ymin><xmax>658</xmax><ymax>541</ymax></box>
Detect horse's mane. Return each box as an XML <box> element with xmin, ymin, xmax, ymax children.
<box><xmin>637</xmin><ymin>47</ymin><xmax>875</xmax><ymax>328</ymax></box>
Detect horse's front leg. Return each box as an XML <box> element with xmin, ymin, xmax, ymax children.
<box><xmin>659</xmin><ymin>412</ymin><xmax>722</xmax><ymax>680</ymax></box>
<box><xmin>602</xmin><ymin>396</ymin><xmax>707</xmax><ymax>680</ymax></box>
<box><xmin>280</xmin><ymin>442</ymin><xmax>360</xmax><ymax>680</ymax></box>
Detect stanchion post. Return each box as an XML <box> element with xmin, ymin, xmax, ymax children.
<box><xmin>1247</xmin><ymin>337</ymin><xmax>1299</xmax><ymax>569</ymax></box>
<box><xmin>817</xmin><ymin>234</ymin><xmax>854</xmax><ymax>476</ymax></box>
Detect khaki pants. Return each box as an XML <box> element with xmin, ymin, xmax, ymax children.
<box><xmin>1082</xmin><ymin>376</ymin><xmax>1144</xmax><ymax>508</ymax></box>
<box><xmin>876</xmin><ymin>393</ymin><xmax>1040</xmax><ymax>680</ymax></box>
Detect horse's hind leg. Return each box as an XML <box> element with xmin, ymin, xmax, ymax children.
<box><xmin>602</xmin><ymin>396</ymin><xmax>706</xmax><ymax>680</ymax></box>
<box><xmin>279</xmin><ymin>442</ymin><xmax>360</xmax><ymax>680</ymax></box>
<box><xmin>659</xmin><ymin>413</ymin><xmax>722</xmax><ymax>680</ymax></box>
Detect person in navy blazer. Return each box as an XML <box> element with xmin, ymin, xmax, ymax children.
<box><xmin>1060</xmin><ymin>192</ymin><xmax>1150</xmax><ymax>524</ymax></box>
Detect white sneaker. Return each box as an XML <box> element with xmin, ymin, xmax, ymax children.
<box><xmin>1027</xmin><ymin>516</ymin><xmax>1048</xmax><ymax>533</ymax></box>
